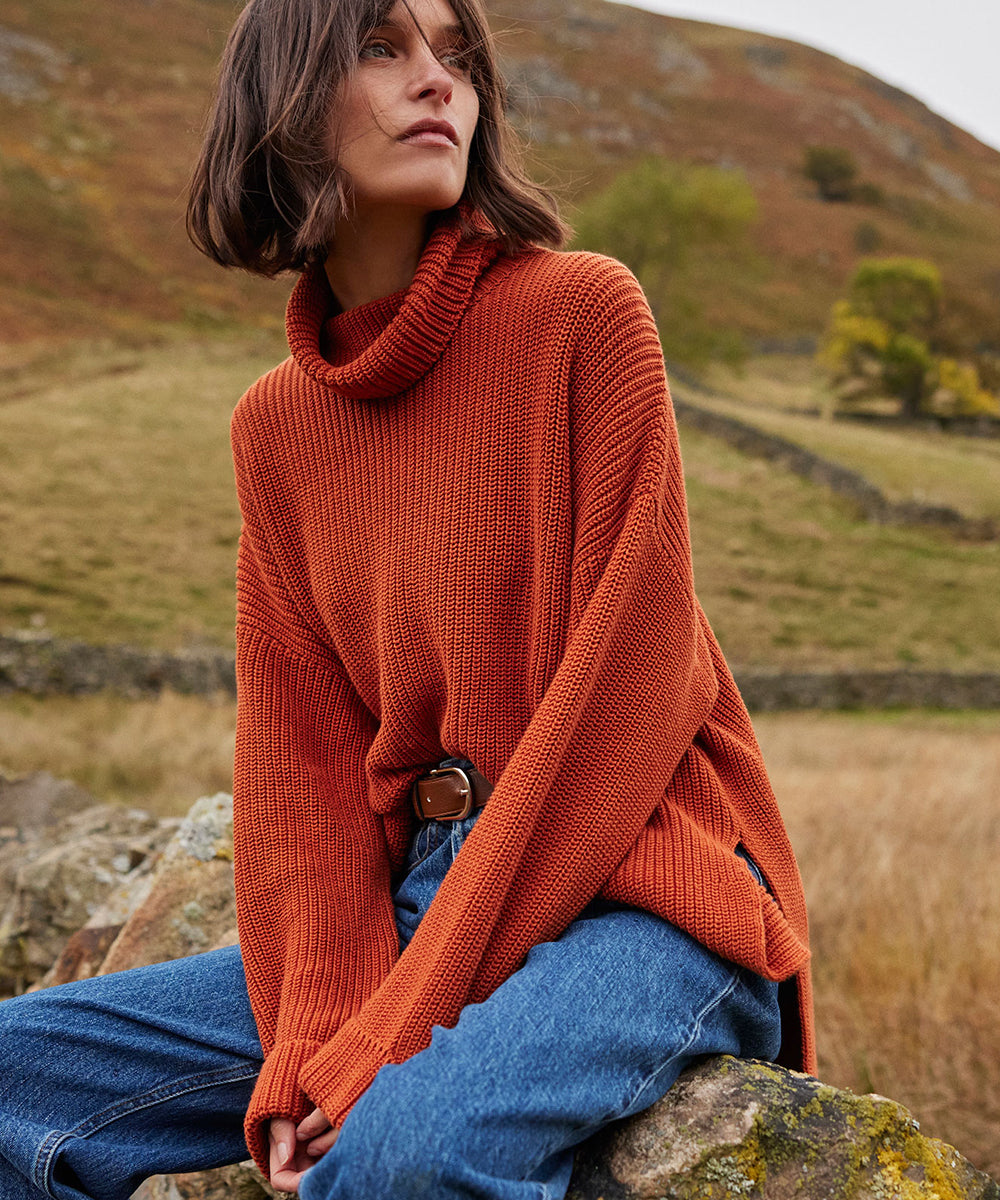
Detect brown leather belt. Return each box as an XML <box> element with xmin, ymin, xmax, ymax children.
<box><xmin>412</xmin><ymin>764</ymin><xmax>494</xmax><ymax>821</ymax></box>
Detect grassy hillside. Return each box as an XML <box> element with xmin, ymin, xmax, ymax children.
<box><xmin>1</xmin><ymin>0</ymin><xmax>999</xmax><ymax>347</ymax></box>
<box><xmin>2</xmin><ymin>340</ymin><xmax>997</xmax><ymax>671</ymax></box>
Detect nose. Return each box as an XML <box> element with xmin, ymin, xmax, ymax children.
<box><xmin>411</xmin><ymin>45</ymin><xmax>455</xmax><ymax>104</ymax></box>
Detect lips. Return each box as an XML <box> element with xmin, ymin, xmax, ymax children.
<box><xmin>398</xmin><ymin>118</ymin><xmax>459</xmax><ymax>147</ymax></box>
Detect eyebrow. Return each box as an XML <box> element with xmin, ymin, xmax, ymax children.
<box><xmin>376</xmin><ymin>18</ymin><xmax>466</xmax><ymax>37</ymax></box>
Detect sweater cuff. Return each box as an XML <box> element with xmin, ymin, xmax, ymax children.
<box><xmin>243</xmin><ymin>1038</ymin><xmax>326</xmax><ymax>1175</ymax></box>
<box><xmin>299</xmin><ymin>1022</ymin><xmax>395</xmax><ymax>1128</ymax></box>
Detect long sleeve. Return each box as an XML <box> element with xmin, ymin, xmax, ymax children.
<box><xmin>231</xmin><ymin>424</ymin><xmax>398</xmax><ymax>1169</ymax></box>
<box><xmin>296</xmin><ymin>261</ymin><xmax>728</xmax><ymax>1125</ymax></box>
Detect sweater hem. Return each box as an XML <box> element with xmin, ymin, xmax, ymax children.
<box><xmin>243</xmin><ymin>1038</ymin><xmax>326</xmax><ymax>1175</ymax></box>
<box><xmin>300</xmin><ymin>1024</ymin><xmax>396</xmax><ymax>1128</ymax></box>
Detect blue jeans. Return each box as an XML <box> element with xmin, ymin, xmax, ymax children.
<box><xmin>0</xmin><ymin>808</ymin><xmax>779</xmax><ymax>1200</ymax></box>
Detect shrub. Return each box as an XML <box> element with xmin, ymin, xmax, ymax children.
<box><xmin>803</xmin><ymin>145</ymin><xmax>858</xmax><ymax>201</ymax></box>
<box><xmin>820</xmin><ymin>257</ymin><xmax>999</xmax><ymax>418</ymax></box>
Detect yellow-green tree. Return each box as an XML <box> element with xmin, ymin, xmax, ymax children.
<box><xmin>820</xmin><ymin>258</ymin><xmax>998</xmax><ymax>418</ymax></box>
<box><xmin>571</xmin><ymin>158</ymin><xmax>758</xmax><ymax>366</ymax></box>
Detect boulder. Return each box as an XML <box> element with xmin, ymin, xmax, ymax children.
<box><xmin>130</xmin><ymin>1163</ymin><xmax>281</xmax><ymax>1200</ymax></box>
<box><xmin>0</xmin><ymin>803</ymin><xmax>171</xmax><ymax>994</ymax></box>
<box><xmin>0</xmin><ymin>770</ymin><xmax>99</xmax><ymax>918</ymax></box>
<box><xmin>97</xmin><ymin>793</ymin><xmax>236</xmax><ymax>975</ymax></box>
<box><xmin>131</xmin><ymin>1057</ymin><xmax>999</xmax><ymax>1200</ymax></box>
<box><xmin>568</xmin><ymin>1056</ymin><xmax>1000</xmax><ymax>1199</ymax></box>
<box><xmin>0</xmin><ymin>769</ymin><xmax>97</xmax><ymax>831</ymax></box>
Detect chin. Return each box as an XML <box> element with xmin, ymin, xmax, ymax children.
<box><xmin>359</xmin><ymin>169</ymin><xmax>468</xmax><ymax>217</ymax></box>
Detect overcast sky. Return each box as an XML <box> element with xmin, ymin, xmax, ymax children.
<box><xmin>607</xmin><ymin>0</ymin><xmax>1000</xmax><ymax>154</ymax></box>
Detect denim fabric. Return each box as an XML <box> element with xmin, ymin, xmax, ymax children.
<box><xmin>0</xmin><ymin>947</ymin><xmax>261</xmax><ymax>1200</ymax></box>
<box><xmin>0</xmin><ymin>805</ymin><xmax>779</xmax><ymax>1200</ymax></box>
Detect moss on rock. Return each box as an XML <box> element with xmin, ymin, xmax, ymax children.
<box><xmin>568</xmin><ymin>1057</ymin><xmax>999</xmax><ymax>1199</ymax></box>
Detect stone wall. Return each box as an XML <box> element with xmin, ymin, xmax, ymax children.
<box><xmin>3</xmin><ymin>633</ymin><xmax>999</xmax><ymax>711</ymax></box>
<box><xmin>671</xmin><ymin>393</ymin><xmax>999</xmax><ymax>541</ymax></box>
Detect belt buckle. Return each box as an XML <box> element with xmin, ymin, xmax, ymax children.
<box><xmin>414</xmin><ymin>765</ymin><xmax>474</xmax><ymax>821</ymax></box>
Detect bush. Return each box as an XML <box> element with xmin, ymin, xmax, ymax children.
<box><xmin>803</xmin><ymin>145</ymin><xmax>858</xmax><ymax>201</ymax></box>
<box><xmin>820</xmin><ymin>257</ymin><xmax>999</xmax><ymax>418</ymax></box>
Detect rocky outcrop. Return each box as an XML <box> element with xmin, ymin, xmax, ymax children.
<box><xmin>0</xmin><ymin>775</ymin><xmax>176</xmax><ymax>995</ymax></box>
<box><xmin>128</xmin><ymin>1055</ymin><xmax>1000</xmax><ymax>1199</ymax></box>
<box><xmin>43</xmin><ymin>793</ymin><xmax>236</xmax><ymax>987</ymax></box>
<box><xmin>96</xmin><ymin>792</ymin><xmax>236</xmax><ymax>975</ymax></box>
<box><xmin>569</xmin><ymin>1056</ymin><xmax>1000</xmax><ymax>1199</ymax></box>
<box><xmin>131</xmin><ymin>1164</ymin><xmax>281</xmax><ymax>1200</ymax></box>
<box><xmin>0</xmin><ymin>771</ymin><xmax>97</xmax><ymax>937</ymax></box>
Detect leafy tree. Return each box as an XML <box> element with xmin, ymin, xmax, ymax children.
<box><xmin>820</xmin><ymin>257</ymin><xmax>998</xmax><ymax>418</ymax></box>
<box><xmin>803</xmin><ymin>146</ymin><xmax>858</xmax><ymax>201</ymax></box>
<box><xmin>848</xmin><ymin>257</ymin><xmax>941</xmax><ymax>334</ymax></box>
<box><xmin>571</xmin><ymin>158</ymin><xmax>757</xmax><ymax>365</ymax></box>
<box><xmin>930</xmin><ymin>358</ymin><xmax>999</xmax><ymax>417</ymax></box>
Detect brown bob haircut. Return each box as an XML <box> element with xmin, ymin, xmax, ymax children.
<box><xmin>187</xmin><ymin>0</ymin><xmax>568</xmax><ymax>276</ymax></box>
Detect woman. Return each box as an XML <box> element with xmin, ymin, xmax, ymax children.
<box><xmin>0</xmin><ymin>1</ymin><xmax>813</xmax><ymax>1197</ymax></box>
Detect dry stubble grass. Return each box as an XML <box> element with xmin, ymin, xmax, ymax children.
<box><xmin>0</xmin><ymin>691</ymin><xmax>236</xmax><ymax>816</ymax></box>
<box><xmin>756</xmin><ymin>710</ymin><xmax>1000</xmax><ymax>1177</ymax></box>
<box><xmin>1</xmin><ymin>695</ymin><xmax>997</xmax><ymax>1172</ymax></box>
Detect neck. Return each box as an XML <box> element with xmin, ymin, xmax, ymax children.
<box><xmin>324</xmin><ymin>208</ymin><xmax>436</xmax><ymax>312</ymax></box>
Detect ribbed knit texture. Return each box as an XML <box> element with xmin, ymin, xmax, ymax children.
<box><xmin>231</xmin><ymin>210</ymin><xmax>814</xmax><ymax>1174</ymax></box>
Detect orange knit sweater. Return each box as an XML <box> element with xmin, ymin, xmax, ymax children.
<box><xmin>231</xmin><ymin>210</ymin><xmax>814</xmax><ymax>1172</ymax></box>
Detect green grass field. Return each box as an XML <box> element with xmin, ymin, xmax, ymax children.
<box><xmin>1</xmin><ymin>335</ymin><xmax>283</xmax><ymax>648</ymax></box>
<box><xmin>1</xmin><ymin>340</ymin><xmax>998</xmax><ymax>670</ymax></box>
<box><xmin>698</xmin><ymin>355</ymin><xmax>1000</xmax><ymax>522</ymax></box>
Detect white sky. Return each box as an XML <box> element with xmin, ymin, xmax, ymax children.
<box><xmin>607</xmin><ymin>0</ymin><xmax>1000</xmax><ymax>154</ymax></box>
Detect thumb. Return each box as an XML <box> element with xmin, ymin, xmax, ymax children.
<box><xmin>270</xmin><ymin>1118</ymin><xmax>296</xmax><ymax>1164</ymax></box>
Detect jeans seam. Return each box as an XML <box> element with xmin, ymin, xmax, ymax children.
<box><xmin>32</xmin><ymin>1062</ymin><xmax>260</xmax><ymax>1195</ymax></box>
<box><xmin>618</xmin><ymin>967</ymin><xmax>741</xmax><ymax>1117</ymax></box>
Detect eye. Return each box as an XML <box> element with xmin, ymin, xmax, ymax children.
<box><xmin>359</xmin><ymin>39</ymin><xmax>394</xmax><ymax>61</ymax></box>
<box><xmin>440</xmin><ymin>43</ymin><xmax>473</xmax><ymax>76</ymax></box>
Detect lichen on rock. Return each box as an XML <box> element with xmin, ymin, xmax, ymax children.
<box><xmin>567</xmin><ymin>1057</ymin><xmax>999</xmax><ymax>1199</ymax></box>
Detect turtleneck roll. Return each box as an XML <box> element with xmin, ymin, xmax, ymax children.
<box><xmin>230</xmin><ymin>209</ymin><xmax>813</xmax><ymax>1173</ymax></box>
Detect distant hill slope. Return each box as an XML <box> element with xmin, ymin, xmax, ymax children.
<box><xmin>1</xmin><ymin>0</ymin><xmax>998</xmax><ymax>346</ymax></box>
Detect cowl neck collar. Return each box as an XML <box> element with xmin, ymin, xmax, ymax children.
<box><xmin>285</xmin><ymin>209</ymin><xmax>503</xmax><ymax>401</ymax></box>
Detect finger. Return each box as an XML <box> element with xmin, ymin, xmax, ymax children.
<box><xmin>269</xmin><ymin>1117</ymin><xmax>296</xmax><ymax>1173</ymax></box>
<box><xmin>296</xmin><ymin>1106</ymin><xmax>331</xmax><ymax>1139</ymax></box>
<box><xmin>306</xmin><ymin>1127</ymin><xmax>339</xmax><ymax>1157</ymax></box>
<box><xmin>270</xmin><ymin>1165</ymin><xmax>309</xmax><ymax>1193</ymax></box>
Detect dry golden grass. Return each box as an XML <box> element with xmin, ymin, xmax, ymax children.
<box><xmin>1</xmin><ymin>696</ymin><xmax>997</xmax><ymax>1172</ymax></box>
<box><xmin>756</xmin><ymin>710</ymin><xmax>1000</xmax><ymax>1177</ymax></box>
<box><xmin>0</xmin><ymin>692</ymin><xmax>236</xmax><ymax>816</ymax></box>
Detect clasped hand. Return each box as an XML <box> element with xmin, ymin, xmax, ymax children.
<box><xmin>269</xmin><ymin>1106</ymin><xmax>338</xmax><ymax>1193</ymax></box>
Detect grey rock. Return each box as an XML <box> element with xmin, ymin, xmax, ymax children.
<box><xmin>0</xmin><ymin>769</ymin><xmax>96</xmax><ymax>830</ymax></box>
<box><xmin>96</xmin><ymin>794</ymin><xmax>235</xmax><ymax>976</ymax></box>
<box><xmin>130</xmin><ymin>1162</ymin><xmax>282</xmax><ymax>1199</ymax></box>
<box><xmin>568</xmin><ymin>1056</ymin><xmax>999</xmax><ymax>1198</ymax></box>
<box><xmin>0</xmin><ymin>803</ymin><xmax>169</xmax><ymax>994</ymax></box>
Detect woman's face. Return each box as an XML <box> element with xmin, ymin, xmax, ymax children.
<box><xmin>333</xmin><ymin>0</ymin><xmax>480</xmax><ymax>221</ymax></box>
